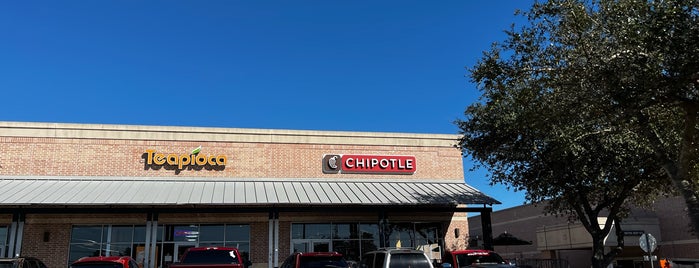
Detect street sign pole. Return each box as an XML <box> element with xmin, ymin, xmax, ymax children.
<box><xmin>645</xmin><ymin>234</ymin><xmax>654</xmax><ymax>268</ymax></box>
<box><xmin>640</xmin><ymin>233</ymin><xmax>657</xmax><ymax>268</ymax></box>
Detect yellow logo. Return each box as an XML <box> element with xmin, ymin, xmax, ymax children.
<box><xmin>145</xmin><ymin>149</ymin><xmax>227</xmax><ymax>170</ymax></box>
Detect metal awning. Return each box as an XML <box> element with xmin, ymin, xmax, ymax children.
<box><xmin>0</xmin><ymin>176</ymin><xmax>499</xmax><ymax>207</ymax></box>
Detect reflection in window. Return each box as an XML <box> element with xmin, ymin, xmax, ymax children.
<box><xmin>225</xmin><ymin>225</ymin><xmax>249</xmax><ymax>242</ymax></box>
<box><xmin>0</xmin><ymin>226</ymin><xmax>8</xmax><ymax>257</ymax></box>
<box><xmin>292</xmin><ymin>223</ymin><xmax>330</xmax><ymax>239</ymax></box>
<box><xmin>292</xmin><ymin>222</ymin><xmax>442</xmax><ymax>263</ymax></box>
<box><xmin>199</xmin><ymin>225</ymin><xmax>224</xmax><ymax>242</ymax></box>
<box><xmin>414</xmin><ymin>223</ymin><xmax>440</xmax><ymax>245</ymax></box>
<box><xmin>360</xmin><ymin>224</ymin><xmax>379</xmax><ymax>240</ymax></box>
<box><xmin>111</xmin><ymin>226</ymin><xmax>134</xmax><ymax>243</ymax></box>
<box><xmin>162</xmin><ymin>224</ymin><xmax>251</xmax><ymax>265</ymax></box>
<box><xmin>292</xmin><ymin>223</ymin><xmax>379</xmax><ymax>262</ymax></box>
<box><xmin>387</xmin><ymin>223</ymin><xmax>414</xmax><ymax>248</ymax></box>
<box><xmin>69</xmin><ymin>225</ymin><xmax>145</xmax><ymax>264</ymax></box>
<box><xmin>332</xmin><ymin>224</ymin><xmax>353</xmax><ymax>239</ymax></box>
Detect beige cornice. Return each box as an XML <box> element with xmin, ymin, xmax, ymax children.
<box><xmin>0</xmin><ymin>121</ymin><xmax>460</xmax><ymax>147</ymax></box>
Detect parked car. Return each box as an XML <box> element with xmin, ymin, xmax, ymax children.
<box><xmin>168</xmin><ymin>247</ymin><xmax>249</xmax><ymax>268</ymax></box>
<box><xmin>70</xmin><ymin>256</ymin><xmax>140</xmax><ymax>268</ymax></box>
<box><xmin>441</xmin><ymin>250</ymin><xmax>514</xmax><ymax>268</ymax></box>
<box><xmin>280</xmin><ymin>252</ymin><xmax>349</xmax><ymax>268</ymax></box>
<box><xmin>360</xmin><ymin>248</ymin><xmax>434</xmax><ymax>268</ymax></box>
<box><xmin>0</xmin><ymin>257</ymin><xmax>48</xmax><ymax>268</ymax></box>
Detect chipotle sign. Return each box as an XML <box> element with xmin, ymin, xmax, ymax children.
<box><xmin>322</xmin><ymin>154</ymin><xmax>416</xmax><ymax>174</ymax></box>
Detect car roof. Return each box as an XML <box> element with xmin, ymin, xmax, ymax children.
<box><xmin>365</xmin><ymin>248</ymin><xmax>425</xmax><ymax>254</ymax></box>
<box><xmin>447</xmin><ymin>250</ymin><xmax>498</xmax><ymax>255</ymax></box>
<box><xmin>72</xmin><ymin>256</ymin><xmax>133</xmax><ymax>264</ymax></box>
<box><xmin>185</xmin><ymin>247</ymin><xmax>238</xmax><ymax>252</ymax></box>
<box><xmin>293</xmin><ymin>252</ymin><xmax>343</xmax><ymax>257</ymax></box>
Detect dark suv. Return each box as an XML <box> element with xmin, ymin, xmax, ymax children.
<box><xmin>0</xmin><ymin>257</ymin><xmax>48</xmax><ymax>268</ymax></box>
<box><xmin>280</xmin><ymin>252</ymin><xmax>349</xmax><ymax>268</ymax></box>
<box><xmin>360</xmin><ymin>248</ymin><xmax>433</xmax><ymax>268</ymax></box>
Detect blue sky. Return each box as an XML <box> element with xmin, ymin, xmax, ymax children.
<box><xmin>1</xmin><ymin>1</ymin><xmax>532</xmax><ymax>210</ymax></box>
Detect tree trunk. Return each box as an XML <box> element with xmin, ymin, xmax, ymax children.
<box><xmin>591</xmin><ymin>233</ymin><xmax>611</xmax><ymax>268</ymax></box>
<box><xmin>666</xmin><ymin>171</ymin><xmax>699</xmax><ymax>236</ymax></box>
<box><xmin>672</xmin><ymin>105</ymin><xmax>699</xmax><ymax>237</ymax></box>
<box><xmin>638</xmin><ymin>110</ymin><xmax>699</xmax><ymax>237</ymax></box>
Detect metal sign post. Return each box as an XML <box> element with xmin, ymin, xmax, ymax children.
<box><xmin>640</xmin><ymin>233</ymin><xmax>657</xmax><ymax>268</ymax></box>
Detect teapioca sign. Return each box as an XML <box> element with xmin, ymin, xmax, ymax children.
<box><xmin>144</xmin><ymin>148</ymin><xmax>227</xmax><ymax>170</ymax></box>
<box><xmin>322</xmin><ymin>154</ymin><xmax>416</xmax><ymax>174</ymax></box>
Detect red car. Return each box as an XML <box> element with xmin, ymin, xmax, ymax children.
<box><xmin>70</xmin><ymin>256</ymin><xmax>140</xmax><ymax>268</ymax></box>
<box><xmin>280</xmin><ymin>252</ymin><xmax>349</xmax><ymax>268</ymax></box>
<box><xmin>441</xmin><ymin>250</ymin><xmax>514</xmax><ymax>268</ymax></box>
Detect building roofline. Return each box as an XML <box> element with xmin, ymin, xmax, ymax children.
<box><xmin>0</xmin><ymin>121</ymin><xmax>460</xmax><ymax>147</ymax></box>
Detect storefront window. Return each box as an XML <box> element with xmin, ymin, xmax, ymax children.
<box><xmin>224</xmin><ymin>225</ymin><xmax>250</xmax><ymax>262</ymax></box>
<box><xmin>69</xmin><ymin>225</ymin><xmax>146</xmax><ymax>264</ymax></box>
<box><xmin>159</xmin><ymin>224</ymin><xmax>250</xmax><ymax>268</ymax></box>
<box><xmin>225</xmin><ymin>225</ymin><xmax>249</xmax><ymax>242</ymax></box>
<box><xmin>199</xmin><ymin>225</ymin><xmax>224</xmax><ymax>243</ymax></box>
<box><xmin>170</xmin><ymin>225</ymin><xmax>198</xmax><ymax>242</ymax></box>
<box><xmin>292</xmin><ymin>222</ymin><xmax>441</xmax><ymax>262</ymax></box>
<box><xmin>292</xmin><ymin>223</ymin><xmax>331</xmax><ymax>239</ymax></box>
<box><xmin>359</xmin><ymin>223</ymin><xmax>379</xmax><ymax>254</ymax></box>
<box><xmin>387</xmin><ymin>223</ymin><xmax>415</xmax><ymax>248</ymax></box>
<box><xmin>332</xmin><ymin>224</ymin><xmax>353</xmax><ymax>239</ymax></box>
<box><xmin>414</xmin><ymin>223</ymin><xmax>440</xmax><ymax>245</ymax></box>
<box><xmin>359</xmin><ymin>224</ymin><xmax>379</xmax><ymax>240</ymax></box>
<box><xmin>111</xmin><ymin>226</ymin><xmax>134</xmax><ymax>243</ymax></box>
<box><xmin>69</xmin><ymin>225</ymin><xmax>105</xmax><ymax>262</ymax></box>
<box><xmin>0</xmin><ymin>226</ymin><xmax>7</xmax><ymax>257</ymax></box>
<box><xmin>292</xmin><ymin>223</ymin><xmax>379</xmax><ymax>262</ymax></box>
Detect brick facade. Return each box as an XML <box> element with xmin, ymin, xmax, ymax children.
<box><xmin>0</xmin><ymin>122</ymin><xmax>479</xmax><ymax>268</ymax></box>
<box><xmin>21</xmin><ymin>222</ymin><xmax>71</xmax><ymax>268</ymax></box>
<box><xmin>0</xmin><ymin>138</ymin><xmax>462</xmax><ymax>179</ymax></box>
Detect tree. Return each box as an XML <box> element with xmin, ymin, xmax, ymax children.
<box><xmin>456</xmin><ymin>0</ymin><xmax>697</xmax><ymax>267</ymax></box>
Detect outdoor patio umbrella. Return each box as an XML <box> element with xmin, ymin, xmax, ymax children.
<box><xmin>492</xmin><ymin>232</ymin><xmax>533</xmax><ymax>246</ymax></box>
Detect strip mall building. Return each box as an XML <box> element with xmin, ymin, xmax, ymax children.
<box><xmin>0</xmin><ymin>122</ymin><xmax>499</xmax><ymax>268</ymax></box>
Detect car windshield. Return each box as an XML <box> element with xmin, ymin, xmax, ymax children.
<box><xmin>0</xmin><ymin>261</ymin><xmax>17</xmax><ymax>268</ymax></box>
<box><xmin>388</xmin><ymin>253</ymin><xmax>431</xmax><ymax>268</ymax></box>
<box><xmin>181</xmin><ymin>250</ymin><xmax>239</xmax><ymax>264</ymax></box>
<box><xmin>71</xmin><ymin>262</ymin><xmax>124</xmax><ymax>268</ymax></box>
<box><xmin>299</xmin><ymin>256</ymin><xmax>347</xmax><ymax>268</ymax></box>
<box><xmin>455</xmin><ymin>253</ymin><xmax>506</xmax><ymax>266</ymax></box>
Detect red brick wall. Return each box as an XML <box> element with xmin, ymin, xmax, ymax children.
<box><xmin>250</xmin><ymin>222</ymin><xmax>269</xmax><ymax>265</ymax></box>
<box><xmin>277</xmin><ymin>221</ymin><xmax>290</xmax><ymax>261</ymax></box>
<box><xmin>21</xmin><ymin>222</ymin><xmax>71</xmax><ymax>268</ymax></box>
<box><xmin>0</xmin><ymin>137</ymin><xmax>463</xmax><ymax>180</ymax></box>
<box><xmin>444</xmin><ymin>212</ymin><xmax>469</xmax><ymax>251</ymax></box>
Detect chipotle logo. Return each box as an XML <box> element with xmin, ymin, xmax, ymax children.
<box><xmin>322</xmin><ymin>154</ymin><xmax>416</xmax><ymax>174</ymax></box>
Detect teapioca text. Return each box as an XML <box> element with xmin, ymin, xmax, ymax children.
<box><xmin>145</xmin><ymin>149</ymin><xmax>227</xmax><ymax>170</ymax></box>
